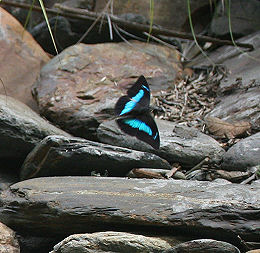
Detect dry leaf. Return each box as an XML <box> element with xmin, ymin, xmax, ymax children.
<box><xmin>211</xmin><ymin>169</ymin><xmax>251</xmax><ymax>182</ymax></box>
<box><xmin>205</xmin><ymin>116</ymin><xmax>251</xmax><ymax>139</ymax></box>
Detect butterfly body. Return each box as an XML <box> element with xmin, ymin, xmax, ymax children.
<box><xmin>115</xmin><ymin>75</ymin><xmax>160</xmax><ymax>149</ymax></box>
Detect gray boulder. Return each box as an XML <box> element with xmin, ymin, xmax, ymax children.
<box><xmin>51</xmin><ymin>231</ymin><xmax>172</xmax><ymax>253</ymax></box>
<box><xmin>222</xmin><ymin>132</ymin><xmax>260</xmax><ymax>171</ymax></box>
<box><xmin>97</xmin><ymin>119</ymin><xmax>225</xmax><ymax>166</ymax></box>
<box><xmin>0</xmin><ymin>95</ymin><xmax>71</xmax><ymax>165</ymax></box>
<box><xmin>20</xmin><ymin>135</ymin><xmax>171</xmax><ymax>179</ymax></box>
<box><xmin>163</xmin><ymin>239</ymin><xmax>240</xmax><ymax>253</ymax></box>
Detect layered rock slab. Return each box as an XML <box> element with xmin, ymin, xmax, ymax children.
<box><xmin>97</xmin><ymin>119</ymin><xmax>225</xmax><ymax>166</ymax></box>
<box><xmin>0</xmin><ymin>177</ymin><xmax>259</xmax><ymax>245</ymax></box>
<box><xmin>20</xmin><ymin>135</ymin><xmax>171</xmax><ymax>179</ymax></box>
<box><xmin>0</xmin><ymin>95</ymin><xmax>71</xmax><ymax>165</ymax></box>
<box><xmin>189</xmin><ymin>32</ymin><xmax>260</xmax><ymax>130</ymax></box>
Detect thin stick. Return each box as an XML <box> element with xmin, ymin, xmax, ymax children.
<box><xmin>185</xmin><ymin>157</ymin><xmax>210</xmax><ymax>176</ymax></box>
<box><xmin>240</xmin><ymin>173</ymin><xmax>256</xmax><ymax>185</ymax></box>
<box><xmin>0</xmin><ymin>0</ymin><xmax>254</xmax><ymax>50</ymax></box>
<box><xmin>55</xmin><ymin>3</ymin><xmax>254</xmax><ymax>50</ymax></box>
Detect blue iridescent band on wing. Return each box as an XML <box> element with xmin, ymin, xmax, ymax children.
<box><xmin>123</xmin><ymin>118</ymin><xmax>153</xmax><ymax>136</ymax></box>
<box><xmin>119</xmin><ymin>89</ymin><xmax>144</xmax><ymax>116</ymax></box>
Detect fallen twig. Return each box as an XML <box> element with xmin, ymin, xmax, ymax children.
<box><xmin>0</xmin><ymin>0</ymin><xmax>254</xmax><ymax>50</ymax></box>
<box><xmin>185</xmin><ymin>157</ymin><xmax>210</xmax><ymax>176</ymax></box>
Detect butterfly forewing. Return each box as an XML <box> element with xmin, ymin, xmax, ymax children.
<box><xmin>126</xmin><ymin>75</ymin><xmax>150</xmax><ymax>108</ymax></box>
<box><xmin>115</xmin><ymin>75</ymin><xmax>150</xmax><ymax>116</ymax></box>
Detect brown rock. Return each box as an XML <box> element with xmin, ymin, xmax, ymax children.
<box><xmin>0</xmin><ymin>7</ymin><xmax>49</xmax><ymax>111</ymax></box>
<box><xmin>33</xmin><ymin>41</ymin><xmax>181</xmax><ymax>139</ymax></box>
<box><xmin>0</xmin><ymin>222</ymin><xmax>20</xmax><ymax>253</ymax></box>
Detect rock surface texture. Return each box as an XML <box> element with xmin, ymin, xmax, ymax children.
<box><xmin>0</xmin><ymin>222</ymin><xmax>20</xmax><ymax>253</ymax></box>
<box><xmin>50</xmin><ymin>231</ymin><xmax>172</xmax><ymax>253</ymax></box>
<box><xmin>0</xmin><ymin>95</ymin><xmax>71</xmax><ymax>166</ymax></box>
<box><xmin>0</xmin><ymin>7</ymin><xmax>49</xmax><ymax>111</ymax></box>
<box><xmin>222</xmin><ymin>132</ymin><xmax>260</xmax><ymax>171</ymax></box>
<box><xmin>98</xmin><ymin>119</ymin><xmax>225</xmax><ymax>166</ymax></box>
<box><xmin>191</xmin><ymin>32</ymin><xmax>260</xmax><ymax>131</ymax></box>
<box><xmin>32</xmin><ymin>42</ymin><xmax>181</xmax><ymax>139</ymax></box>
<box><xmin>20</xmin><ymin>135</ymin><xmax>171</xmax><ymax>179</ymax></box>
<box><xmin>0</xmin><ymin>177</ymin><xmax>259</xmax><ymax>245</ymax></box>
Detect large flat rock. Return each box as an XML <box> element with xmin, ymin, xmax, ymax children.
<box><xmin>0</xmin><ymin>177</ymin><xmax>259</xmax><ymax>245</ymax></box>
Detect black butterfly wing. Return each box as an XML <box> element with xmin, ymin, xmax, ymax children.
<box><xmin>115</xmin><ymin>75</ymin><xmax>150</xmax><ymax>116</ymax></box>
<box><xmin>116</xmin><ymin>114</ymin><xmax>160</xmax><ymax>149</ymax></box>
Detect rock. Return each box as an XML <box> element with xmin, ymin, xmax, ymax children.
<box><xmin>97</xmin><ymin>119</ymin><xmax>225</xmax><ymax>166</ymax></box>
<box><xmin>2</xmin><ymin>0</ymin><xmax>51</xmax><ymax>29</ymax></box>
<box><xmin>163</xmin><ymin>239</ymin><xmax>240</xmax><ymax>253</ymax></box>
<box><xmin>191</xmin><ymin>31</ymin><xmax>260</xmax><ymax>85</ymax></box>
<box><xmin>252</xmin><ymin>179</ymin><xmax>260</xmax><ymax>187</ymax></box>
<box><xmin>30</xmin><ymin>16</ymin><xmax>78</xmax><ymax>55</ymax></box>
<box><xmin>18</xmin><ymin>235</ymin><xmax>60</xmax><ymax>253</ymax></box>
<box><xmin>20</xmin><ymin>135</ymin><xmax>171</xmax><ymax>179</ymax></box>
<box><xmin>189</xmin><ymin>32</ymin><xmax>260</xmax><ymax>130</ymax></box>
<box><xmin>0</xmin><ymin>177</ymin><xmax>259</xmax><ymax>246</ymax></box>
<box><xmin>51</xmin><ymin>231</ymin><xmax>172</xmax><ymax>253</ymax></box>
<box><xmin>222</xmin><ymin>132</ymin><xmax>260</xmax><ymax>171</ymax></box>
<box><xmin>207</xmin><ymin>88</ymin><xmax>260</xmax><ymax>131</ymax></box>
<box><xmin>0</xmin><ymin>222</ymin><xmax>20</xmax><ymax>253</ymax></box>
<box><xmin>32</xmin><ymin>42</ymin><xmax>181</xmax><ymax>139</ymax></box>
<box><xmin>210</xmin><ymin>169</ymin><xmax>255</xmax><ymax>183</ymax></box>
<box><xmin>0</xmin><ymin>95</ymin><xmax>71</xmax><ymax>167</ymax></box>
<box><xmin>0</xmin><ymin>169</ymin><xmax>19</xmax><ymax>192</ymax></box>
<box><xmin>0</xmin><ymin>7</ymin><xmax>49</xmax><ymax>111</ymax></box>
<box><xmin>209</xmin><ymin>0</ymin><xmax>260</xmax><ymax>38</ymax></box>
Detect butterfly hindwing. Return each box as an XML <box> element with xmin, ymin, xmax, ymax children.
<box><xmin>116</xmin><ymin>114</ymin><xmax>160</xmax><ymax>149</ymax></box>
<box><xmin>115</xmin><ymin>75</ymin><xmax>150</xmax><ymax>116</ymax></box>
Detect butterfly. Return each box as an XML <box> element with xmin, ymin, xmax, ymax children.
<box><xmin>114</xmin><ymin>75</ymin><xmax>160</xmax><ymax>149</ymax></box>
